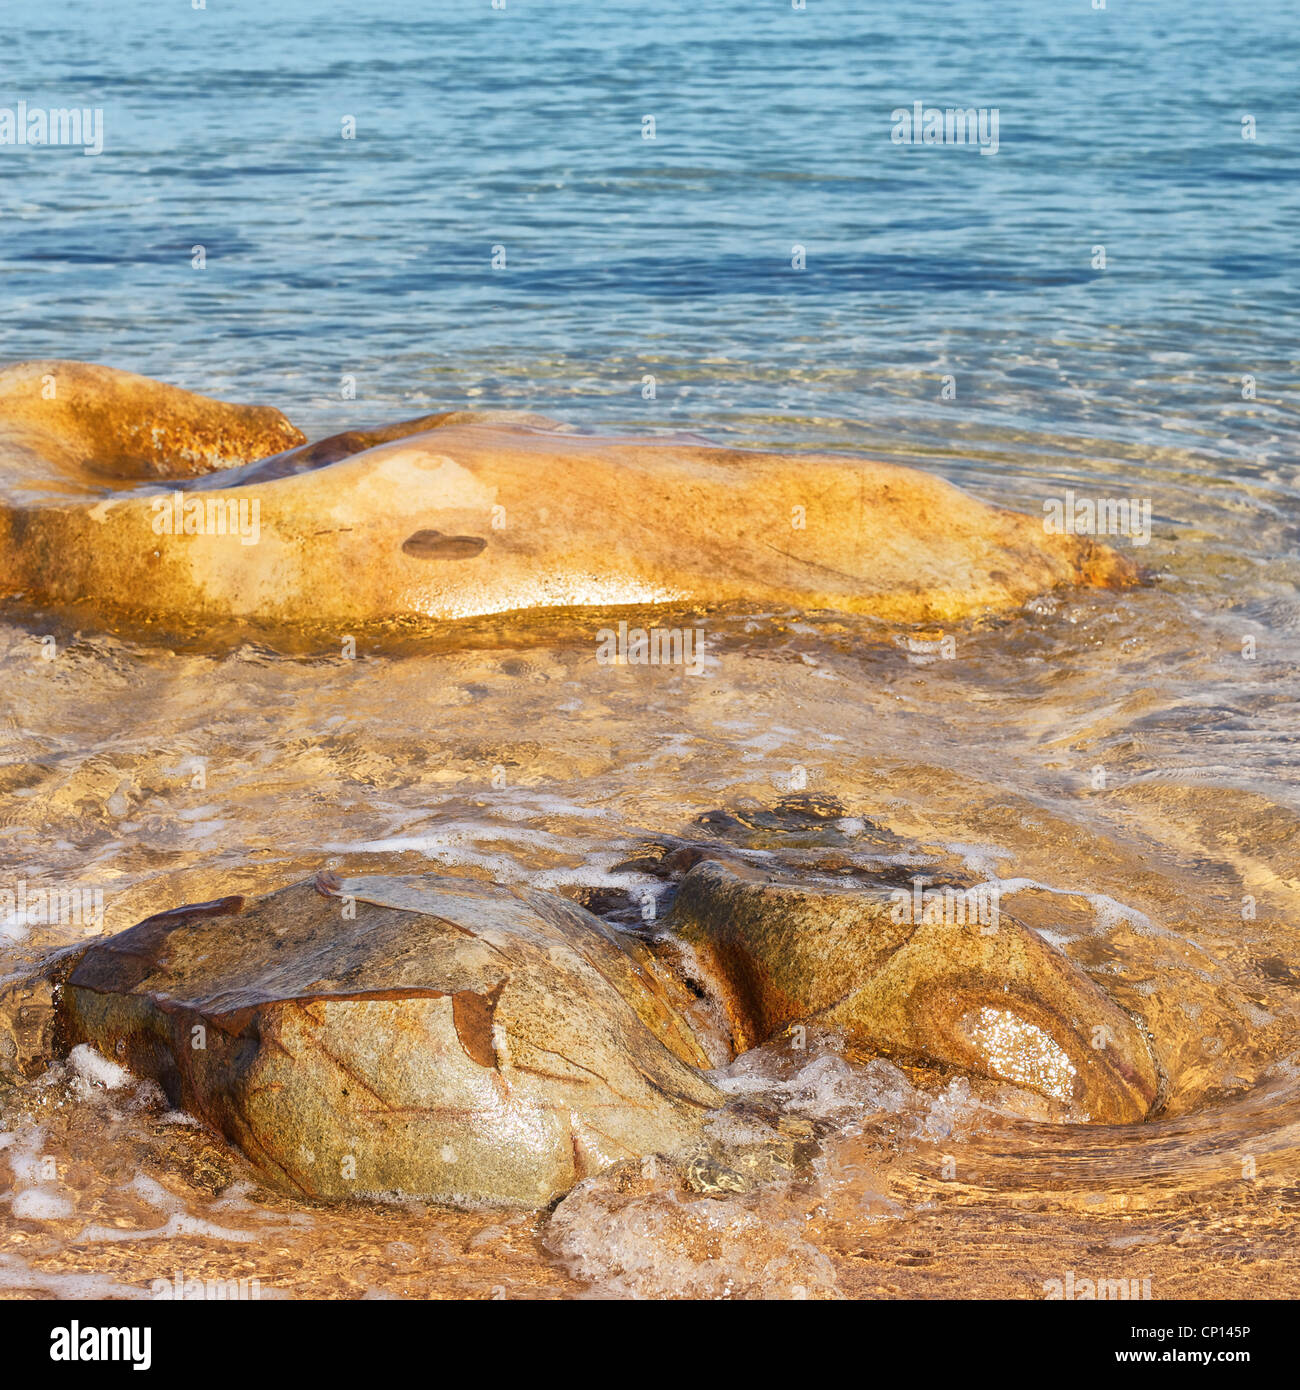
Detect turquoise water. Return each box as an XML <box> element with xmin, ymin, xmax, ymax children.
<box><xmin>2</xmin><ymin>0</ymin><xmax>1296</xmax><ymax>472</ymax></box>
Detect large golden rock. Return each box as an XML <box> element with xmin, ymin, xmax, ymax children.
<box><xmin>0</xmin><ymin>361</ymin><xmax>1135</xmax><ymax>640</ymax></box>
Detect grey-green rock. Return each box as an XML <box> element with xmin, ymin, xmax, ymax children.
<box><xmin>57</xmin><ymin>875</ymin><xmax>722</xmax><ymax>1207</ymax></box>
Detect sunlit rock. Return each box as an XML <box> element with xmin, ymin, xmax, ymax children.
<box><xmin>1</xmin><ymin>855</ymin><xmax>1166</xmax><ymax>1211</ymax></box>
<box><xmin>662</xmin><ymin>858</ymin><xmax>1161</xmax><ymax>1123</ymax></box>
<box><xmin>0</xmin><ymin>361</ymin><xmax>1136</xmax><ymax>642</ymax></box>
<box><xmin>54</xmin><ymin>875</ymin><xmax>722</xmax><ymax>1207</ymax></box>
<box><xmin>0</xmin><ymin>360</ymin><xmax>303</xmax><ymax>490</ymax></box>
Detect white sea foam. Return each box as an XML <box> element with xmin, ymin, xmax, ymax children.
<box><xmin>12</xmin><ymin>1187</ymin><xmax>75</xmax><ymax>1219</ymax></box>
<box><xmin>546</xmin><ymin>1181</ymin><xmax>841</xmax><ymax>1300</ymax></box>
<box><xmin>69</xmin><ymin>1041</ymin><xmax>133</xmax><ymax>1091</ymax></box>
<box><xmin>712</xmin><ymin>1049</ymin><xmax>915</xmax><ymax>1121</ymax></box>
<box><xmin>1</xmin><ymin>1124</ymin><xmax>76</xmax><ymax>1221</ymax></box>
<box><xmin>76</xmin><ymin>1212</ymin><xmax>261</xmax><ymax>1243</ymax></box>
<box><xmin>939</xmin><ymin>841</ymin><xmax>1196</xmax><ymax>948</ymax></box>
<box><xmin>0</xmin><ymin>1252</ymin><xmax>152</xmax><ymax>1299</ymax></box>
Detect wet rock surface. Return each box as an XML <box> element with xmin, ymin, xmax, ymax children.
<box><xmin>1</xmin><ymin>849</ymin><xmax>1167</xmax><ymax>1209</ymax></box>
<box><xmin>53</xmin><ymin>875</ymin><xmax>723</xmax><ymax>1207</ymax></box>
<box><xmin>0</xmin><ymin>362</ymin><xmax>1136</xmax><ymax>642</ymax></box>
<box><xmin>0</xmin><ymin>360</ymin><xmax>302</xmax><ymax>491</ymax></box>
<box><xmin>663</xmin><ymin>857</ymin><xmax>1161</xmax><ymax>1123</ymax></box>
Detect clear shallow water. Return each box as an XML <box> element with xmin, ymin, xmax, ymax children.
<box><xmin>2</xmin><ymin>0</ymin><xmax>1300</xmax><ymax>1299</ymax></box>
<box><xmin>4</xmin><ymin>0</ymin><xmax>1298</xmax><ymax>464</ymax></box>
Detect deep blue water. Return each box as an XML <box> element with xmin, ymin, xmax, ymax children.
<box><xmin>0</xmin><ymin>0</ymin><xmax>1296</xmax><ymax>496</ymax></box>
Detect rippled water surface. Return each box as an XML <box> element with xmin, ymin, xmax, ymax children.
<box><xmin>2</xmin><ymin>0</ymin><xmax>1299</xmax><ymax>1299</ymax></box>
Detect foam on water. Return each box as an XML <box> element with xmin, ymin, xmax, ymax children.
<box><xmin>713</xmin><ymin>1048</ymin><xmax>916</xmax><ymax>1122</ymax></box>
<box><xmin>541</xmin><ymin>1042</ymin><xmax>1033</xmax><ymax>1299</ymax></box>
<box><xmin>69</xmin><ymin>1042</ymin><xmax>133</xmax><ymax>1093</ymax></box>
<box><xmin>545</xmin><ymin>1180</ymin><xmax>843</xmax><ymax>1301</ymax></box>
<box><xmin>2</xmin><ymin>1125</ymin><xmax>74</xmax><ymax>1223</ymax></box>
<box><xmin>943</xmin><ymin>843</ymin><xmax>1187</xmax><ymax>946</ymax></box>
<box><xmin>75</xmin><ymin>1213</ymin><xmax>262</xmax><ymax>1244</ymax></box>
<box><xmin>0</xmin><ymin>1252</ymin><xmax>153</xmax><ymax>1300</ymax></box>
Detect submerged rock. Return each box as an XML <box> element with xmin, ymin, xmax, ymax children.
<box><xmin>663</xmin><ymin>859</ymin><xmax>1160</xmax><ymax>1124</ymax></box>
<box><xmin>0</xmin><ymin>953</ymin><xmax>76</xmax><ymax>1085</ymax></box>
<box><xmin>0</xmin><ymin>361</ymin><xmax>1137</xmax><ymax>641</ymax></box>
<box><xmin>54</xmin><ymin>875</ymin><xmax>722</xmax><ymax>1207</ymax></box>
